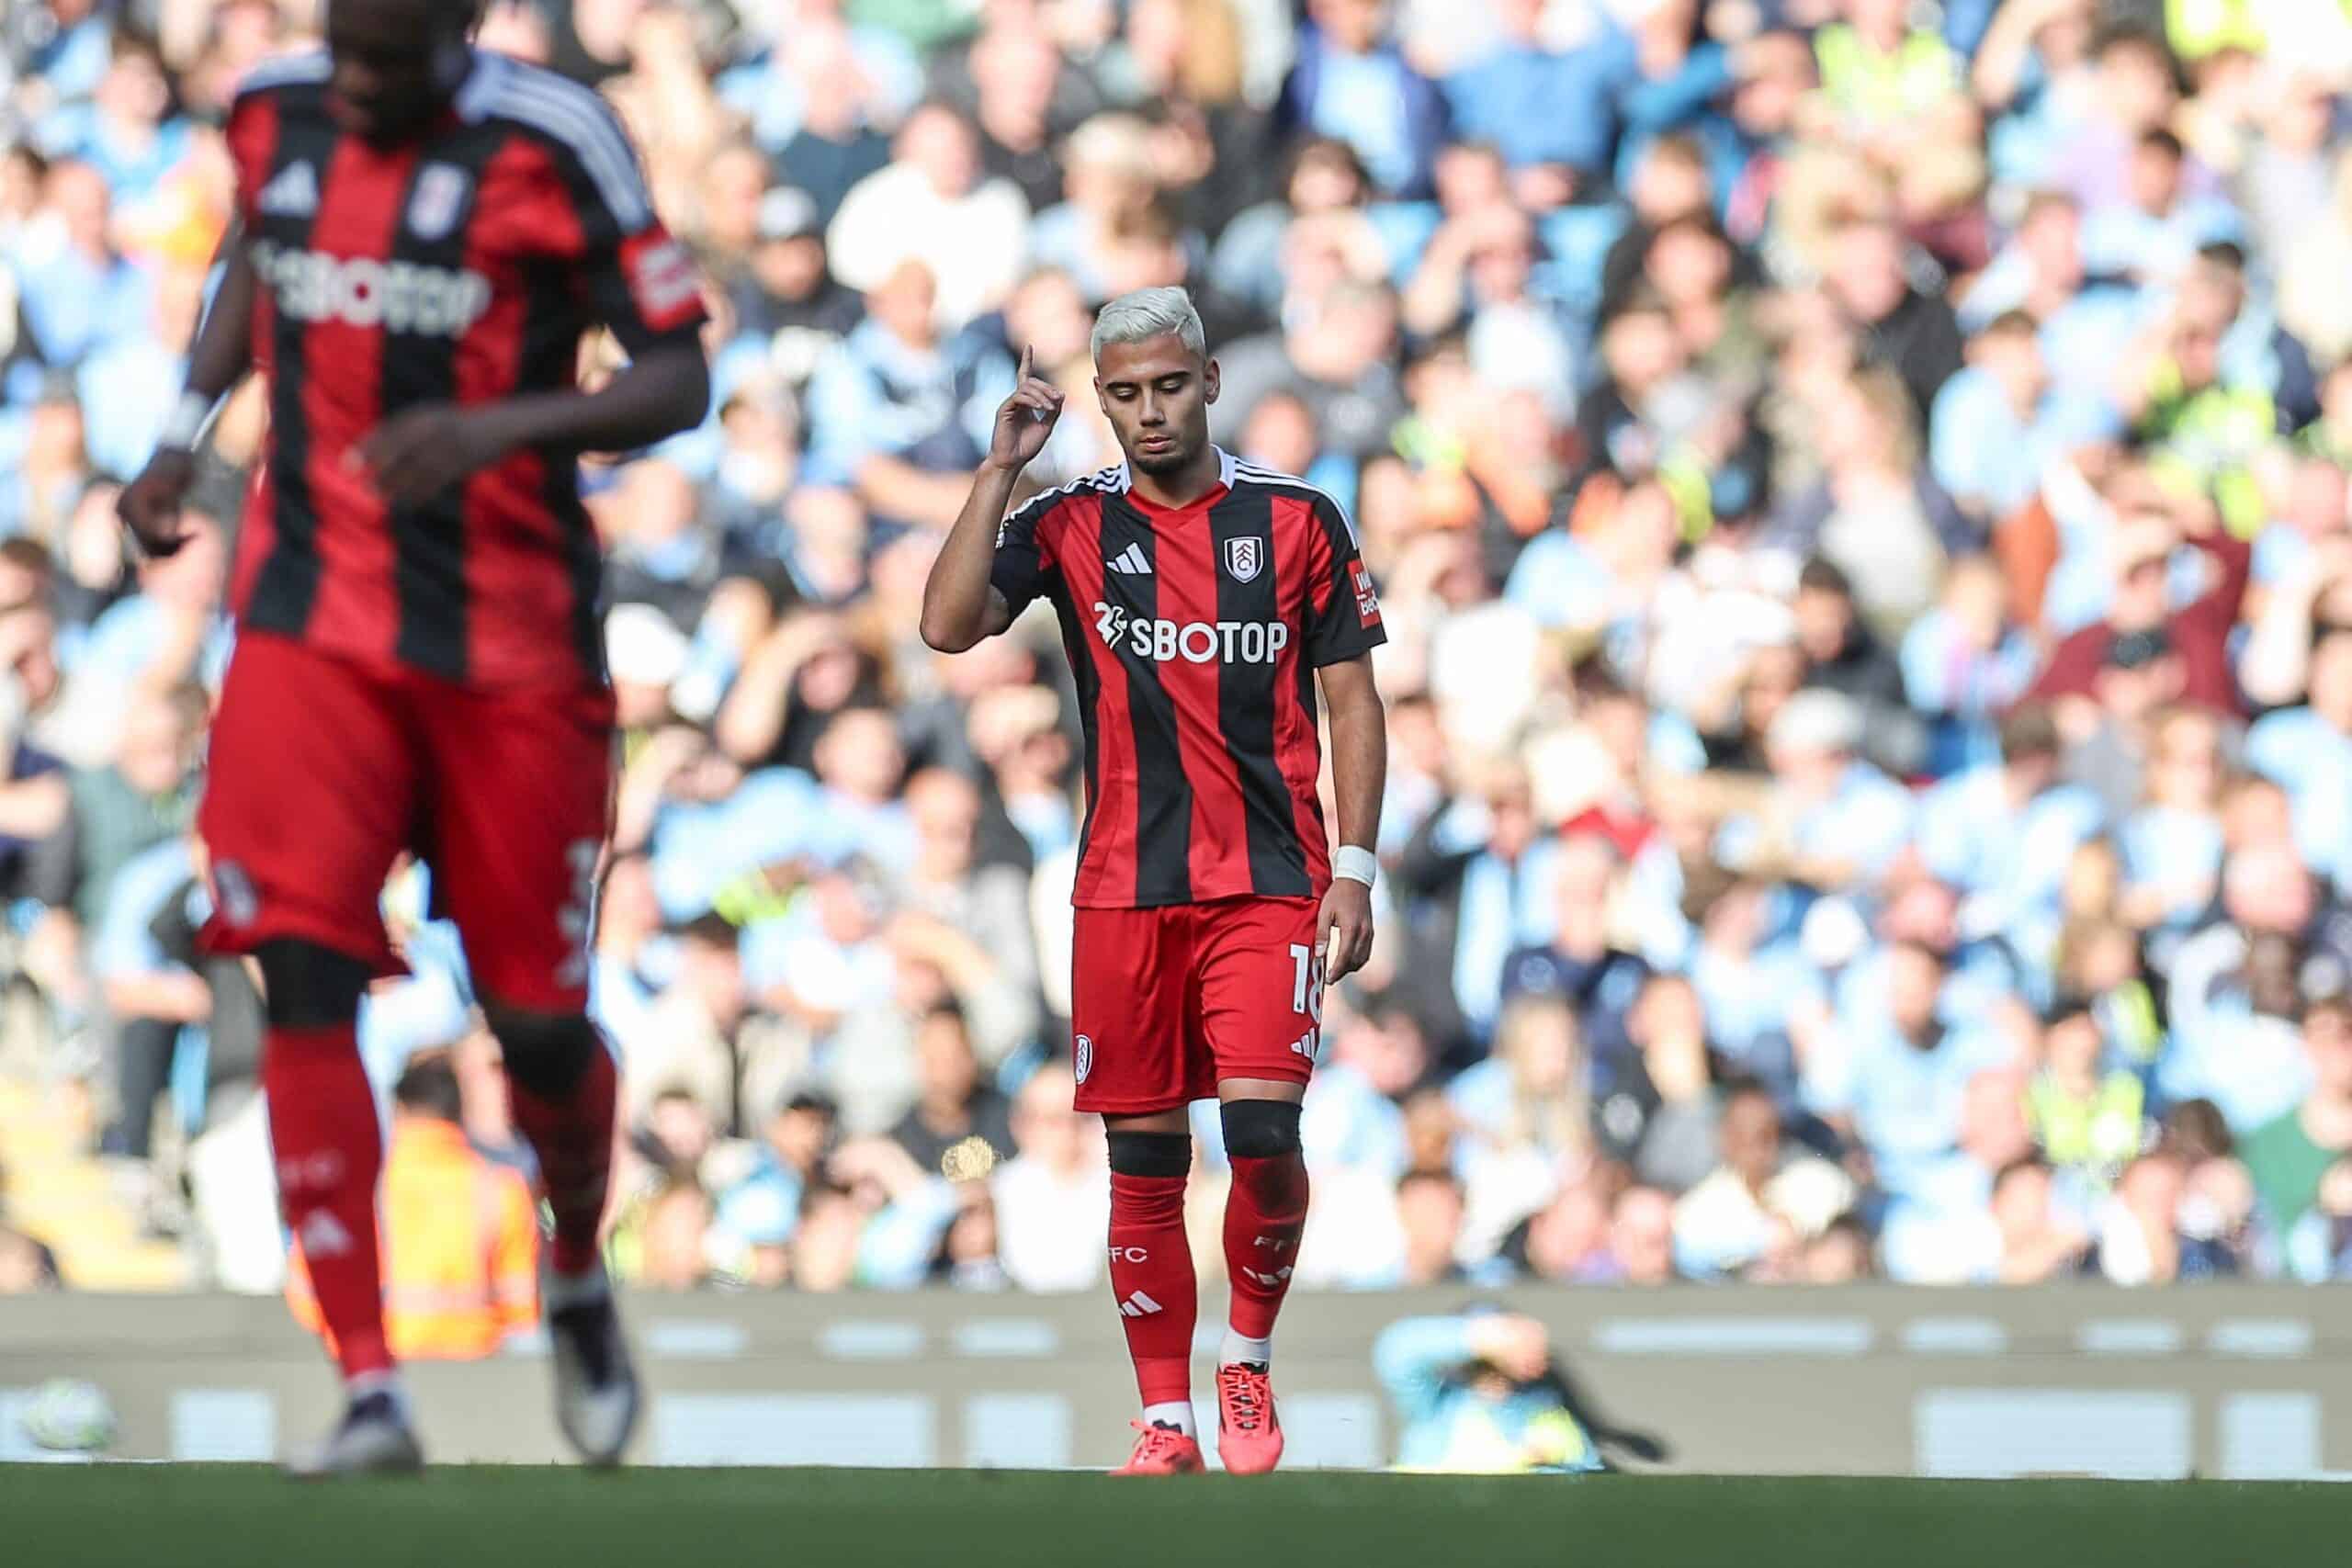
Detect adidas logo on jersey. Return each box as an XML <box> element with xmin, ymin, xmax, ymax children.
<box><xmin>1106</xmin><ymin>544</ymin><xmax>1153</xmax><ymax>576</ymax></box>
<box><xmin>1118</xmin><ymin>1292</ymin><xmax>1165</xmax><ymax>1318</ymax></box>
<box><xmin>257</xmin><ymin>160</ymin><xmax>319</xmax><ymax>218</ymax></box>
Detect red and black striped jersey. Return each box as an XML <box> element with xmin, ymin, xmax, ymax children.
<box><xmin>221</xmin><ymin>48</ymin><xmax>707</xmax><ymax>689</ymax></box>
<box><xmin>991</xmin><ymin>447</ymin><xmax>1386</xmax><ymax>908</ymax></box>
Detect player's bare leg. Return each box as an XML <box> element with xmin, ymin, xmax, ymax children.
<box><xmin>1214</xmin><ymin>1079</ymin><xmax>1308</xmax><ymax>1475</ymax></box>
<box><xmin>1103</xmin><ymin>1108</ymin><xmax>1204</xmax><ymax>1475</ymax></box>
<box><xmin>255</xmin><ymin>941</ymin><xmax>423</xmax><ymax>1478</ymax></box>
<box><xmin>482</xmin><ymin>1004</ymin><xmax>635</xmax><ymax>1466</ymax></box>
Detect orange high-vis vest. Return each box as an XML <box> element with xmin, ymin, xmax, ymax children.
<box><xmin>288</xmin><ymin>1118</ymin><xmax>539</xmax><ymax>1361</ymax></box>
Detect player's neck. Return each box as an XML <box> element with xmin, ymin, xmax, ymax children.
<box><xmin>1127</xmin><ymin>446</ymin><xmax>1223</xmax><ymax>512</ymax></box>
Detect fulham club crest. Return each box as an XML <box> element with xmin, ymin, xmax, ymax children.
<box><xmin>407</xmin><ymin>164</ymin><xmax>471</xmax><ymax>241</ymax></box>
<box><xmin>1074</xmin><ymin>1034</ymin><xmax>1093</xmax><ymax>1084</ymax></box>
<box><xmin>1224</xmin><ymin>536</ymin><xmax>1263</xmax><ymax>582</ymax></box>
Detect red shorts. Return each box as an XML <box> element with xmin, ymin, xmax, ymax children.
<box><xmin>1068</xmin><ymin>896</ymin><xmax>1324</xmax><ymax>1114</ymax></box>
<box><xmin>197</xmin><ymin>630</ymin><xmax>615</xmax><ymax>1012</ymax></box>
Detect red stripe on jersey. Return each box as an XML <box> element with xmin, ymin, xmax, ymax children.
<box><xmin>455</xmin><ymin>134</ymin><xmax>567</xmax><ymax>687</ymax></box>
<box><xmin>1149</xmin><ymin>503</ymin><xmax>1253</xmax><ymax>898</ymax></box>
<box><xmin>1272</xmin><ymin>495</ymin><xmax>1331</xmax><ymax>887</ymax></box>
<box><xmin>1057</xmin><ymin>495</ymin><xmax>1136</xmax><ymax>906</ymax></box>
<box><xmin>297</xmin><ymin>136</ymin><xmax>420</xmax><ymax>667</ymax></box>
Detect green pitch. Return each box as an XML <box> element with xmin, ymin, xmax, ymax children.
<box><xmin>3</xmin><ymin>1466</ymin><xmax>2333</xmax><ymax>1567</ymax></box>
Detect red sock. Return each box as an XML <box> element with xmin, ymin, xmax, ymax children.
<box><xmin>504</xmin><ymin>1037</ymin><xmax>618</xmax><ymax>1277</ymax></box>
<box><xmin>266</xmin><ymin>1021</ymin><xmax>390</xmax><ymax>1381</ymax></box>
<box><xmin>1108</xmin><ymin>1171</ymin><xmax>1197</xmax><ymax>1407</ymax></box>
<box><xmin>1224</xmin><ymin>1153</ymin><xmax>1308</xmax><ymax>1343</ymax></box>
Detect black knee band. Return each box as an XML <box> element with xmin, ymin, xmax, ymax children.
<box><xmin>254</xmin><ymin>939</ymin><xmax>372</xmax><ymax>1030</ymax></box>
<box><xmin>1221</xmin><ymin>1100</ymin><xmax>1303</xmax><ymax>1160</ymax></box>
<box><xmin>482</xmin><ymin>1003</ymin><xmax>600</xmax><ymax>1100</ymax></box>
<box><xmin>1107</xmin><ymin>1130</ymin><xmax>1192</xmax><ymax>1179</ymax></box>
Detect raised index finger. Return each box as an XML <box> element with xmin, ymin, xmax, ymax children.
<box><xmin>1017</xmin><ymin>344</ymin><xmax>1034</xmax><ymax>383</ymax></box>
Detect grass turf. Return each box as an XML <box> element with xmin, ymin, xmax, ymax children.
<box><xmin>2</xmin><ymin>1466</ymin><xmax>2329</xmax><ymax>1567</ymax></box>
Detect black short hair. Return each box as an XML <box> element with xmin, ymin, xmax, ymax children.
<box><xmin>676</xmin><ymin>911</ymin><xmax>737</xmax><ymax>949</ymax></box>
<box><xmin>1992</xmin><ymin>1155</ymin><xmax>2050</xmax><ymax>1198</ymax></box>
<box><xmin>1796</xmin><ymin>557</ymin><xmax>1855</xmax><ymax>600</ymax></box>
<box><xmin>2041</xmin><ymin>997</ymin><xmax>2097</xmax><ymax>1031</ymax></box>
<box><xmin>2197</xmin><ymin>240</ymin><xmax>2248</xmax><ymax>273</ymax></box>
<box><xmin>1998</xmin><ymin>702</ymin><xmax>2062</xmax><ymax>764</ymax></box>
<box><xmin>2137</xmin><ymin>127</ymin><xmax>2186</xmax><ymax>162</ymax></box>
<box><xmin>0</xmin><ymin>537</ymin><xmax>53</xmax><ymax>581</ymax></box>
<box><xmin>2093</xmin><ymin>22</ymin><xmax>2177</xmax><ymax>74</ymax></box>
<box><xmin>393</xmin><ymin>1056</ymin><xmax>463</xmax><ymax>1122</ymax></box>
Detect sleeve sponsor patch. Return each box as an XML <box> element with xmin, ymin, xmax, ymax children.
<box><xmin>620</xmin><ymin>232</ymin><xmax>704</xmax><ymax>333</ymax></box>
<box><xmin>1351</xmin><ymin>560</ymin><xmax>1381</xmax><ymax>627</ymax></box>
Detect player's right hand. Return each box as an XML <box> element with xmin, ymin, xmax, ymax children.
<box><xmin>986</xmin><ymin>346</ymin><xmax>1065</xmax><ymax>472</ymax></box>
<box><xmin>116</xmin><ymin>449</ymin><xmax>198</xmax><ymax>558</ymax></box>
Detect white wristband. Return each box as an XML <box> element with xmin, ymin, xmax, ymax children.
<box><xmin>1332</xmin><ymin>845</ymin><xmax>1378</xmax><ymax>888</ymax></box>
<box><xmin>158</xmin><ymin>389</ymin><xmax>219</xmax><ymax>453</ymax></box>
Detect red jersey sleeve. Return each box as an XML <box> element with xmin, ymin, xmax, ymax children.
<box><xmin>989</xmin><ymin>486</ymin><xmax>1066</xmax><ymax>619</ymax></box>
<box><xmin>524</xmin><ymin>88</ymin><xmax>707</xmax><ymax>354</ymax></box>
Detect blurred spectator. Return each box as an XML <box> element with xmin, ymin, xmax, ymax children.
<box><xmin>888</xmin><ymin>1001</ymin><xmax>1015</xmax><ymax>1177</ymax></box>
<box><xmin>1822</xmin><ymin>949</ymin><xmax>2019</xmax><ymax>1199</ymax></box>
<box><xmin>827</xmin><ymin>103</ymin><xmax>1030</xmax><ymax>331</ymax></box>
<box><xmin>92</xmin><ymin>828</ymin><xmax>261</xmax><ymax>1171</ymax></box>
<box><xmin>1821</xmin><ymin>217</ymin><xmax>1965</xmax><ymax>423</ymax></box>
<box><xmin>634</xmin><ymin>1175</ymin><xmax>716</xmax><ymax>1292</ymax></box>
<box><xmin>1880</xmin><ymin>1068</ymin><xmax>2082</xmax><ymax>1280</ymax></box>
<box><xmin>1605</xmin><ymin>1184</ymin><xmax>1679</xmax><ymax>1286</ymax></box>
<box><xmin>1496</xmin><ymin>837</ymin><xmax>1649</xmax><ymax>1071</ymax></box>
<box><xmin>8</xmin><ymin>159</ymin><xmax>154</xmax><ymax>391</ymax></box>
<box><xmin>0</xmin><ymin>1222</ymin><xmax>62</xmax><ymax>1292</ymax></box>
<box><xmin>1277</xmin><ymin>0</ymin><xmax>1446</xmax><ymax>199</ymax></box>
<box><xmin>1761</xmin><ymin>368</ymin><xmax>1972</xmax><ymax>633</ymax></box>
<box><xmin>989</xmin><ymin>1065</ymin><xmax>1106</xmax><ymax>1292</ymax></box>
<box><xmin>2031</xmin><ymin>498</ymin><xmax>2250</xmax><ymax>719</ymax></box>
<box><xmin>1672</xmin><ymin>1080</ymin><xmax>1855</xmax><ymax>1279</ymax></box>
<box><xmin>2239</xmin><ymin>993</ymin><xmax>2352</xmax><ymax>1237</ymax></box>
<box><xmin>805</xmin><ymin>260</ymin><xmax>1017</xmax><ymax>534</ymax></box>
<box><xmin>2026</xmin><ymin>1001</ymin><xmax>2146</xmax><ymax>1188</ymax></box>
<box><xmin>1374</xmin><ymin>1309</ymin><xmax>1670</xmax><ymax>1473</ymax></box>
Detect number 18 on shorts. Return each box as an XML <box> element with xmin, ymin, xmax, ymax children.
<box><xmin>1067</xmin><ymin>897</ymin><xmax>1323</xmax><ymax>1115</ymax></box>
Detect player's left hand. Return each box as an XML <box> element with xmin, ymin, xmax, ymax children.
<box><xmin>355</xmin><ymin>403</ymin><xmax>515</xmax><ymax>505</ymax></box>
<box><xmin>1317</xmin><ymin>877</ymin><xmax>1374</xmax><ymax>989</ymax></box>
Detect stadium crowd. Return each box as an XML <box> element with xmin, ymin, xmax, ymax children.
<box><xmin>9</xmin><ymin>0</ymin><xmax>2352</xmax><ymax>1325</ymax></box>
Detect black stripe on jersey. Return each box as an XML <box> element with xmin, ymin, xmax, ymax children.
<box><xmin>1212</xmin><ymin>485</ymin><xmax>1310</xmax><ymax>898</ymax></box>
<box><xmin>245</xmin><ymin>85</ymin><xmax>338</xmax><ymax>640</ymax></box>
<box><xmin>1045</xmin><ymin>555</ymin><xmax>1099</xmax><ymax>864</ymax></box>
<box><xmin>383</xmin><ymin>124</ymin><xmax>504</xmax><ymax>681</ymax></box>
<box><xmin>1109</xmin><ymin>494</ymin><xmax>1193</xmax><ymax>905</ymax></box>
